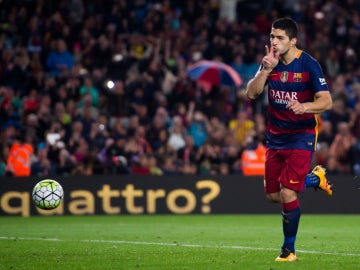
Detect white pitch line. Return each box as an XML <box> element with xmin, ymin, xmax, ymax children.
<box><xmin>0</xmin><ymin>236</ymin><xmax>359</xmax><ymax>257</ymax></box>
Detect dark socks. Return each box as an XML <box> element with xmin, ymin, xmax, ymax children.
<box><xmin>281</xmin><ymin>200</ymin><xmax>301</xmax><ymax>253</ymax></box>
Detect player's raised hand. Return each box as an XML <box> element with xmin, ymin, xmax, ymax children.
<box><xmin>262</xmin><ymin>45</ymin><xmax>279</xmax><ymax>73</ymax></box>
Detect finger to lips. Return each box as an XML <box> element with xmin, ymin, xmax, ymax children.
<box><xmin>265</xmin><ymin>45</ymin><xmax>270</xmax><ymax>55</ymax></box>
<box><xmin>269</xmin><ymin>45</ymin><xmax>274</xmax><ymax>55</ymax></box>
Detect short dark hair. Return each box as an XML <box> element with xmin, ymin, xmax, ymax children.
<box><xmin>272</xmin><ymin>18</ymin><xmax>298</xmax><ymax>40</ymax></box>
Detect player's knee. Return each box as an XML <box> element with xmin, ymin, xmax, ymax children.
<box><xmin>280</xmin><ymin>188</ymin><xmax>297</xmax><ymax>202</ymax></box>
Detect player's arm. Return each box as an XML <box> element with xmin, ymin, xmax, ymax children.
<box><xmin>246</xmin><ymin>45</ymin><xmax>279</xmax><ymax>100</ymax></box>
<box><xmin>306</xmin><ymin>91</ymin><xmax>333</xmax><ymax>113</ymax></box>
<box><xmin>287</xmin><ymin>91</ymin><xmax>333</xmax><ymax>114</ymax></box>
<box><xmin>245</xmin><ymin>68</ymin><xmax>270</xmax><ymax>100</ymax></box>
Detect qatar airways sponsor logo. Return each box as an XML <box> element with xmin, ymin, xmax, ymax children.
<box><xmin>269</xmin><ymin>89</ymin><xmax>297</xmax><ymax>104</ymax></box>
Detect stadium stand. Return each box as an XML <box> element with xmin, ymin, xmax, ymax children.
<box><xmin>0</xmin><ymin>0</ymin><xmax>359</xmax><ymax>176</ymax></box>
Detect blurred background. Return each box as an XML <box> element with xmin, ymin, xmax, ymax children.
<box><xmin>0</xmin><ymin>0</ymin><xmax>359</xmax><ymax>178</ymax></box>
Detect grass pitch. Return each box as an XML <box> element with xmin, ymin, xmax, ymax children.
<box><xmin>0</xmin><ymin>215</ymin><xmax>359</xmax><ymax>270</ymax></box>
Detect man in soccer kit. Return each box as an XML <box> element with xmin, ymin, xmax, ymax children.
<box><xmin>246</xmin><ymin>18</ymin><xmax>333</xmax><ymax>262</ymax></box>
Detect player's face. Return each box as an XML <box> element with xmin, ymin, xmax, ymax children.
<box><xmin>270</xmin><ymin>28</ymin><xmax>295</xmax><ymax>56</ymax></box>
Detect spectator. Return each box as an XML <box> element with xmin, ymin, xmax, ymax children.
<box><xmin>106</xmin><ymin>80</ymin><xmax>128</xmax><ymax>118</ymax></box>
<box><xmin>188</xmin><ymin>110</ymin><xmax>209</xmax><ymax>148</ymax></box>
<box><xmin>134</xmin><ymin>103</ymin><xmax>151</xmax><ymax>127</ymax></box>
<box><xmin>196</xmin><ymin>142</ymin><xmax>222</xmax><ymax>175</ymax></box>
<box><xmin>71</xmin><ymin>136</ymin><xmax>89</xmax><ymax>165</ymax></box>
<box><xmin>168</xmin><ymin>116</ymin><xmax>186</xmax><ymax>151</ymax></box>
<box><xmin>0</xmin><ymin>87</ymin><xmax>22</xmax><ymax>130</ymax></box>
<box><xmin>79</xmin><ymin>76</ymin><xmax>100</xmax><ymax>108</ymax></box>
<box><xmin>177</xmin><ymin>134</ymin><xmax>198</xmax><ymax>164</ymax></box>
<box><xmin>317</xmin><ymin>120</ymin><xmax>334</xmax><ymax>146</ymax></box>
<box><xmin>147</xmin><ymin>114</ymin><xmax>168</xmax><ymax>148</ymax></box>
<box><xmin>53</xmin><ymin>102</ymin><xmax>70</xmax><ymax>127</ymax></box>
<box><xmin>106</xmin><ymin>135</ymin><xmax>129</xmax><ymax>174</ymax></box>
<box><xmin>31</xmin><ymin>143</ymin><xmax>56</xmax><ymax>176</ymax></box>
<box><xmin>325</xmin><ymin>48</ymin><xmax>340</xmax><ymax>80</ymax></box>
<box><xmin>22</xmin><ymin>88</ymin><xmax>40</xmax><ymax>118</ymax></box>
<box><xmin>91</xmin><ymin>34</ymin><xmax>112</xmax><ymax>69</ymax></box>
<box><xmin>5</xmin><ymin>51</ymin><xmax>31</xmax><ymax>95</ymax></box>
<box><xmin>207</xmin><ymin>116</ymin><xmax>227</xmax><ymax>145</ymax></box>
<box><xmin>76</xmin><ymin>93</ymin><xmax>99</xmax><ymax>121</ymax></box>
<box><xmin>228</xmin><ymin>110</ymin><xmax>255</xmax><ymax>148</ymax></box>
<box><xmin>134</xmin><ymin>125</ymin><xmax>152</xmax><ymax>154</ymax></box>
<box><xmin>241</xmin><ymin>140</ymin><xmax>266</xmax><ymax>176</ymax></box>
<box><xmin>327</xmin><ymin>121</ymin><xmax>356</xmax><ymax>174</ymax></box>
<box><xmin>36</xmin><ymin>100</ymin><xmax>53</xmax><ymax>141</ymax></box>
<box><xmin>148</xmin><ymin>154</ymin><xmax>163</xmax><ymax>175</ymax></box>
<box><xmin>173</xmin><ymin>102</ymin><xmax>190</xmax><ymax>128</ymax></box>
<box><xmin>231</xmin><ymin>53</ymin><xmax>258</xmax><ymax>86</ymax></box>
<box><xmin>131</xmin><ymin>153</ymin><xmax>150</xmax><ymax>175</ymax></box>
<box><xmin>6</xmin><ymin>134</ymin><xmax>34</xmax><ymax>176</ymax></box>
<box><xmin>23</xmin><ymin>113</ymin><xmax>40</xmax><ymax>146</ymax></box>
<box><xmin>46</xmin><ymin>38</ymin><xmax>74</xmax><ymax>77</ymax></box>
<box><xmin>327</xmin><ymin>96</ymin><xmax>350</xmax><ymax>134</ymax></box>
<box><xmin>161</xmin><ymin>154</ymin><xmax>177</xmax><ymax>175</ymax></box>
<box><xmin>88</xmin><ymin>119</ymin><xmax>109</xmax><ymax>151</ymax></box>
<box><xmin>151</xmin><ymin>128</ymin><xmax>169</xmax><ymax>154</ymax></box>
<box><xmin>181</xmin><ymin>162</ymin><xmax>198</xmax><ymax>175</ymax></box>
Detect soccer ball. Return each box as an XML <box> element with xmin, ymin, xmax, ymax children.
<box><xmin>32</xmin><ymin>179</ymin><xmax>64</xmax><ymax>210</ymax></box>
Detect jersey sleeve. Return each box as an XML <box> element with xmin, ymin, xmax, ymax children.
<box><xmin>309</xmin><ymin>59</ymin><xmax>329</xmax><ymax>93</ymax></box>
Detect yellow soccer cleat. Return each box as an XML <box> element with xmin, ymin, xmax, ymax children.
<box><xmin>275</xmin><ymin>248</ymin><xmax>298</xmax><ymax>262</ymax></box>
<box><xmin>312</xmin><ymin>165</ymin><xmax>333</xmax><ymax>196</ymax></box>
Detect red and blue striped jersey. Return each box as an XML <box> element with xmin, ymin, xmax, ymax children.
<box><xmin>265</xmin><ymin>50</ymin><xmax>329</xmax><ymax>151</ymax></box>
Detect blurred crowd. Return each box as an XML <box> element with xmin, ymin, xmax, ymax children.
<box><xmin>1</xmin><ymin>0</ymin><xmax>360</xmax><ymax>177</ymax></box>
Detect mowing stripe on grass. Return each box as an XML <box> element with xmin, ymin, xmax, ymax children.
<box><xmin>0</xmin><ymin>236</ymin><xmax>359</xmax><ymax>257</ymax></box>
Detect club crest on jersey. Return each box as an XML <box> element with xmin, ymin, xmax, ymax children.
<box><xmin>280</xmin><ymin>71</ymin><xmax>288</xmax><ymax>82</ymax></box>
<box><xmin>293</xmin><ymin>73</ymin><xmax>302</xmax><ymax>82</ymax></box>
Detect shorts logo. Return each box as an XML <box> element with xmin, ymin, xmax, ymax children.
<box><xmin>280</xmin><ymin>72</ymin><xmax>288</xmax><ymax>82</ymax></box>
<box><xmin>290</xmin><ymin>179</ymin><xmax>300</xmax><ymax>184</ymax></box>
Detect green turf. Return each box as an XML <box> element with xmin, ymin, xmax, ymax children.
<box><xmin>0</xmin><ymin>215</ymin><xmax>359</xmax><ymax>270</ymax></box>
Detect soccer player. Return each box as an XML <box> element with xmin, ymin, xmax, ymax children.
<box><xmin>246</xmin><ymin>17</ymin><xmax>333</xmax><ymax>262</ymax></box>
